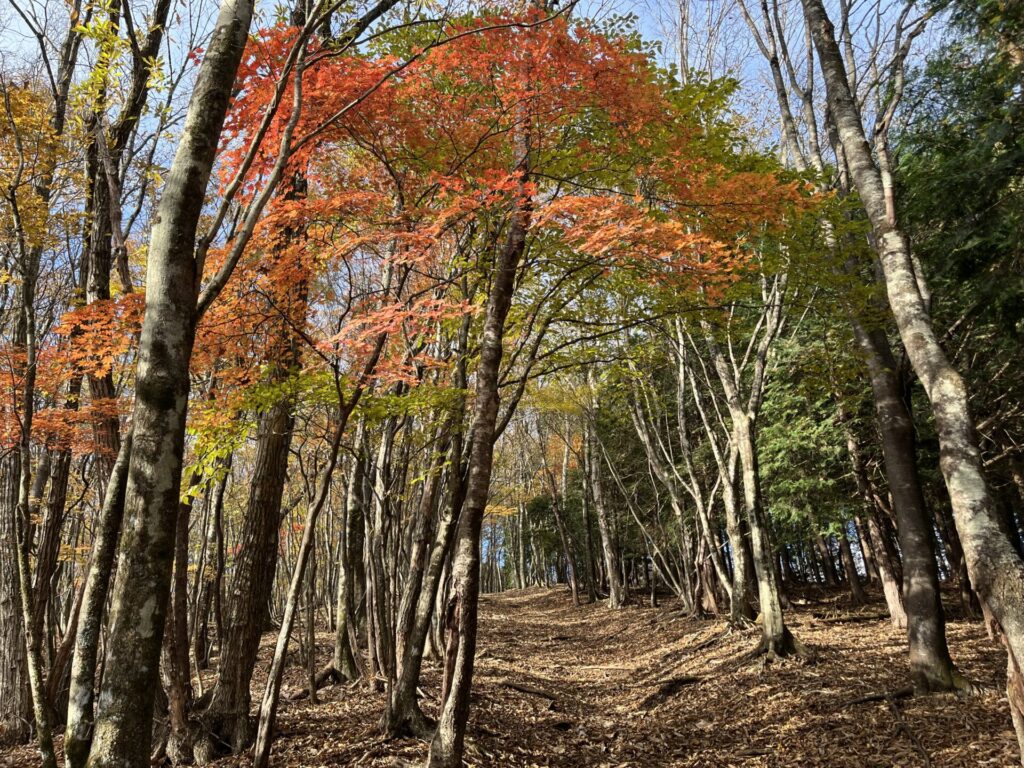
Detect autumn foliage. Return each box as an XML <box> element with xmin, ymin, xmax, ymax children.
<box><xmin>1</xmin><ymin>11</ymin><xmax>801</xmax><ymax>463</ymax></box>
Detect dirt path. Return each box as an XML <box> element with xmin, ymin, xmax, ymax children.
<box><xmin>1</xmin><ymin>587</ymin><xmax>1016</xmax><ymax>766</ymax></box>
<box><xmin>458</xmin><ymin>588</ymin><xmax>1013</xmax><ymax>767</ymax></box>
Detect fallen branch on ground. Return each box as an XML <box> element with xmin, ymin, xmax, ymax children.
<box><xmin>497</xmin><ymin>678</ymin><xmax>557</xmax><ymax>700</ymax></box>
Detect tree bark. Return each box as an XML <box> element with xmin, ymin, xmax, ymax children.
<box><xmin>203</xmin><ymin>392</ymin><xmax>296</xmax><ymax>753</ymax></box>
<box><xmin>64</xmin><ymin>433</ymin><xmax>132</xmax><ymax>768</ymax></box>
<box><xmin>852</xmin><ymin>322</ymin><xmax>958</xmax><ymax>688</ymax></box>
<box><xmin>426</xmin><ymin>155</ymin><xmax>530</xmax><ymax>767</ymax></box>
<box><xmin>0</xmin><ymin>452</ymin><xmax>30</xmax><ymax>747</ymax></box>
<box><xmin>803</xmin><ymin>0</ymin><xmax>1021</xmax><ymax>714</ymax></box>
<box><xmin>838</xmin><ymin>526</ymin><xmax>867</xmax><ymax>605</ymax></box>
<box><xmin>252</xmin><ymin>416</ymin><xmax>343</xmax><ymax>768</ymax></box>
<box><xmin>587</xmin><ymin>430</ymin><xmax>625</xmax><ymax>609</ymax></box>
<box><xmin>81</xmin><ymin>0</ymin><xmax>256</xmax><ymax>760</ymax></box>
<box><xmin>162</xmin><ymin>501</ymin><xmax>195</xmax><ymax>763</ymax></box>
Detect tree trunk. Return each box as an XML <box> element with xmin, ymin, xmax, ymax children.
<box><xmin>838</xmin><ymin>527</ymin><xmax>867</xmax><ymax>605</ymax></box>
<box><xmin>733</xmin><ymin>413</ymin><xmax>796</xmax><ymax>656</ymax></box>
<box><xmin>64</xmin><ymin>433</ymin><xmax>133</xmax><ymax>768</ymax></box>
<box><xmin>252</xmin><ymin>418</ymin><xmax>343</xmax><ymax>768</ymax></box>
<box><xmin>204</xmin><ymin>393</ymin><xmax>296</xmax><ymax>754</ymax></box>
<box><xmin>32</xmin><ymin>381</ymin><xmax>81</xmax><ymax>654</ymax></box>
<box><xmin>0</xmin><ymin>452</ymin><xmax>30</xmax><ymax>747</ymax></box>
<box><xmin>587</xmin><ymin>432</ymin><xmax>625</xmax><ymax>608</ymax></box>
<box><xmin>163</xmin><ymin>501</ymin><xmax>194</xmax><ymax>764</ymax></box>
<box><xmin>803</xmin><ymin>0</ymin><xmax>1003</xmax><ymax>701</ymax></box>
<box><xmin>426</xmin><ymin>157</ymin><xmax>530</xmax><ymax>767</ymax></box>
<box><xmin>329</xmin><ymin>458</ymin><xmax>362</xmax><ymax>683</ymax></box>
<box><xmin>842</xmin><ymin>426</ymin><xmax>907</xmax><ymax>627</ymax></box>
<box><xmin>81</xmin><ymin>0</ymin><xmax>256</xmax><ymax>759</ymax></box>
<box><xmin>13</xmin><ymin>269</ymin><xmax>58</xmax><ymax>767</ymax></box>
<box><xmin>853</xmin><ymin>322</ymin><xmax>958</xmax><ymax>688</ymax></box>
<box><xmin>385</xmin><ymin>431</ymin><xmax>466</xmax><ymax>739</ymax></box>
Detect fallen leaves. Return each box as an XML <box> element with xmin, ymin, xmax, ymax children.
<box><xmin>1</xmin><ymin>586</ymin><xmax>1014</xmax><ymax>767</ymax></box>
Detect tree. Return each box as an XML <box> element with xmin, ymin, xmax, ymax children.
<box><xmin>801</xmin><ymin>0</ymin><xmax>1024</xmax><ymax>746</ymax></box>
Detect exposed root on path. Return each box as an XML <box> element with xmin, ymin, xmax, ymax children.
<box><xmin>887</xmin><ymin>691</ymin><xmax>934</xmax><ymax>767</ymax></box>
<box><xmin>840</xmin><ymin>684</ymin><xmax>916</xmax><ymax>707</ymax></box>
<box><xmin>637</xmin><ymin>675</ymin><xmax>702</xmax><ymax>710</ymax></box>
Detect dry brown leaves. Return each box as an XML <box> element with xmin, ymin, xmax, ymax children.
<box><xmin>1</xmin><ymin>586</ymin><xmax>1016</xmax><ymax>767</ymax></box>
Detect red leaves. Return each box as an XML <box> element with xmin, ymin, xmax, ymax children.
<box><xmin>186</xmin><ymin>9</ymin><xmax>803</xmax><ymax>442</ymax></box>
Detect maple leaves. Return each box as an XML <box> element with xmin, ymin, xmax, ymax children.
<box><xmin>0</xmin><ymin>10</ymin><xmax>805</xmax><ymax>464</ymax></box>
<box><xmin>186</xmin><ymin>9</ymin><xmax>805</xmax><ymax>446</ymax></box>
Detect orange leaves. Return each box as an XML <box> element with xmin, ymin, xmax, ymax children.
<box><xmin>218</xmin><ymin>25</ymin><xmax>402</xmax><ymax>202</ymax></box>
<box><xmin>32</xmin><ymin>399</ymin><xmax>123</xmax><ymax>455</ymax></box>
<box><xmin>0</xmin><ymin>293</ymin><xmax>141</xmax><ymax>453</ymax></box>
<box><xmin>53</xmin><ymin>293</ymin><xmax>144</xmax><ymax>378</ymax></box>
<box><xmin>192</xmin><ymin>10</ymin><xmax>807</xmax><ymax>435</ymax></box>
<box><xmin>535</xmin><ymin>195</ymin><xmax>741</xmax><ymax>294</ymax></box>
<box><xmin>317</xmin><ymin>293</ymin><xmax>474</xmax><ymax>386</ymax></box>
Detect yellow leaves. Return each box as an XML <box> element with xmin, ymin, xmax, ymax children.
<box><xmin>0</xmin><ymin>81</ymin><xmax>64</xmax><ymax>254</ymax></box>
<box><xmin>485</xmin><ymin>503</ymin><xmax>518</xmax><ymax>519</ymax></box>
<box><xmin>526</xmin><ymin>379</ymin><xmax>585</xmax><ymax>417</ymax></box>
<box><xmin>71</xmin><ymin>2</ymin><xmax>131</xmax><ymax>112</ymax></box>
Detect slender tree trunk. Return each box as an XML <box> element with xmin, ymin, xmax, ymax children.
<box><xmin>853</xmin><ymin>323</ymin><xmax>957</xmax><ymax>688</ymax></box>
<box><xmin>13</xmin><ymin>269</ymin><xmax>58</xmax><ymax>767</ymax></box>
<box><xmin>815</xmin><ymin>536</ymin><xmax>838</xmax><ymax>587</ymax></box>
<box><xmin>164</xmin><ymin>501</ymin><xmax>194</xmax><ymax>763</ymax></box>
<box><xmin>64</xmin><ymin>434</ymin><xmax>132</xmax><ymax>768</ymax></box>
<box><xmin>386</xmin><ymin>436</ymin><xmax>465</xmax><ymax>739</ymax></box>
<box><xmin>587</xmin><ymin>433</ymin><xmax>625</xmax><ymax>608</ymax></box>
<box><xmin>391</xmin><ymin>425</ymin><xmax>447</xmax><ymax>677</ymax></box>
<box><xmin>426</xmin><ymin>156</ymin><xmax>530</xmax><ymax>767</ymax></box>
<box><xmin>549</xmin><ymin>494</ymin><xmax>580</xmax><ymax>606</ymax></box>
<box><xmin>842</xmin><ymin>425</ymin><xmax>907</xmax><ymax>627</ymax></box>
<box><xmin>204</xmin><ymin>394</ymin><xmax>296</xmax><ymax>753</ymax></box>
<box><xmin>32</xmin><ymin>381</ymin><xmax>81</xmax><ymax>653</ymax></box>
<box><xmin>252</xmin><ymin>418</ymin><xmax>343</xmax><ymax>768</ymax></box>
<box><xmin>0</xmin><ymin>451</ymin><xmax>30</xmax><ymax>747</ymax></box>
<box><xmin>854</xmin><ymin>517</ymin><xmax>876</xmax><ymax>583</ymax></box>
<box><xmin>327</xmin><ymin>458</ymin><xmax>361</xmax><ymax>684</ymax></box>
<box><xmin>733</xmin><ymin>413</ymin><xmax>796</xmax><ymax>656</ymax></box>
<box><xmin>838</xmin><ymin>526</ymin><xmax>867</xmax><ymax>605</ymax></box>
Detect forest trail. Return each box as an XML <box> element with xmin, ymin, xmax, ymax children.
<box><xmin>0</xmin><ymin>588</ymin><xmax>1015</xmax><ymax>767</ymax></box>
<box><xmin>227</xmin><ymin>588</ymin><xmax>1014</xmax><ymax>767</ymax></box>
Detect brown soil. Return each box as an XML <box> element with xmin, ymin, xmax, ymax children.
<box><xmin>2</xmin><ymin>587</ymin><xmax>1017</xmax><ymax>766</ymax></box>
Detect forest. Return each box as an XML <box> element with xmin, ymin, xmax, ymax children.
<box><xmin>0</xmin><ymin>0</ymin><xmax>1022</xmax><ymax>765</ymax></box>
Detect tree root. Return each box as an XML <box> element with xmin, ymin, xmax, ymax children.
<box><xmin>497</xmin><ymin>679</ymin><xmax>557</xmax><ymax>701</ymax></box>
<box><xmin>886</xmin><ymin>692</ymin><xmax>932</xmax><ymax>767</ymax></box>
<box><xmin>950</xmin><ymin>669</ymin><xmax>983</xmax><ymax>697</ymax></box>
<box><xmin>840</xmin><ymin>685</ymin><xmax>915</xmax><ymax>707</ymax></box>
<box><xmin>747</xmin><ymin>627</ymin><xmax>816</xmax><ymax>663</ymax></box>
<box><xmin>840</xmin><ymin>670</ymin><xmax>981</xmax><ymax>710</ymax></box>
<box><xmin>380</xmin><ymin>698</ymin><xmax>436</xmax><ymax>739</ymax></box>
<box><xmin>637</xmin><ymin>675</ymin><xmax>701</xmax><ymax>710</ymax></box>
<box><xmin>812</xmin><ymin>611</ymin><xmax>890</xmax><ymax>624</ymax></box>
<box><xmin>286</xmin><ymin>663</ymin><xmax>357</xmax><ymax>701</ymax></box>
